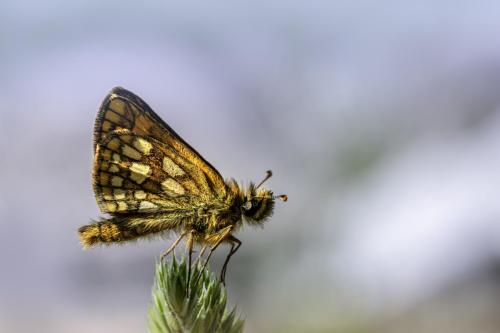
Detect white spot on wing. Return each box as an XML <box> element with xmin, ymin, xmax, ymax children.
<box><xmin>129</xmin><ymin>163</ymin><xmax>151</xmax><ymax>184</ymax></box>
<box><xmin>130</xmin><ymin>163</ymin><xmax>151</xmax><ymax>176</ymax></box>
<box><xmin>134</xmin><ymin>138</ymin><xmax>153</xmax><ymax>155</ymax></box>
<box><xmin>139</xmin><ymin>201</ymin><xmax>158</xmax><ymax>210</ymax></box>
<box><xmin>106</xmin><ymin>202</ymin><xmax>117</xmax><ymax>212</ymax></box>
<box><xmin>103</xmin><ymin>193</ymin><xmax>114</xmax><ymax>201</ymax></box>
<box><xmin>162</xmin><ymin>156</ymin><xmax>185</xmax><ymax>177</ymax></box>
<box><xmin>161</xmin><ymin>178</ymin><xmax>185</xmax><ymax>195</ymax></box>
<box><xmin>113</xmin><ymin>189</ymin><xmax>126</xmax><ymax>200</ymax></box>
<box><xmin>122</xmin><ymin>145</ymin><xmax>142</xmax><ymax>160</ymax></box>
<box><xmin>107</xmin><ymin>138</ymin><xmax>120</xmax><ymax>150</ymax></box>
<box><xmin>117</xmin><ymin>201</ymin><xmax>128</xmax><ymax>211</ymax></box>
<box><xmin>111</xmin><ymin>176</ymin><xmax>123</xmax><ymax>187</ymax></box>
<box><xmin>109</xmin><ymin>165</ymin><xmax>119</xmax><ymax>173</ymax></box>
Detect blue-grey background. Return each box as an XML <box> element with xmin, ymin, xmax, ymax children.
<box><xmin>1</xmin><ymin>1</ymin><xmax>500</xmax><ymax>332</ymax></box>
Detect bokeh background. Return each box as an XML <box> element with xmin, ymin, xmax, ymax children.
<box><xmin>1</xmin><ymin>1</ymin><xmax>500</xmax><ymax>332</ymax></box>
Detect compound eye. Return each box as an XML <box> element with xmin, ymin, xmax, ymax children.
<box><xmin>242</xmin><ymin>201</ymin><xmax>252</xmax><ymax>211</ymax></box>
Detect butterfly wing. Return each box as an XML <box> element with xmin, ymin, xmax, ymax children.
<box><xmin>93</xmin><ymin>87</ymin><xmax>227</xmax><ymax>215</ymax></box>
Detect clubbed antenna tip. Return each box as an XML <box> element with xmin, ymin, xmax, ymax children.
<box><xmin>275</xmin><ymin>194</ymin><xmax>288</xmax><ymax>202</ymax></box>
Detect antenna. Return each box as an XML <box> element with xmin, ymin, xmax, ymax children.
<box><xmin>274</xmin><ymin>194</ymin><xmax>288</xmax><ymax>202</ymax></box>
<box><xmin>255</xmin><ymin>170</ymin><xmax>273</xmax><ymax>189</ymax></box>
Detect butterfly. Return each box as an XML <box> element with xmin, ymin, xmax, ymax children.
<box><xmin>78</xmin><ymin>87</ymin><xmax>287</xmax><ymax>285</ymax></box>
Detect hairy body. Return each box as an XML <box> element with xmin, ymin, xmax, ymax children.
<box><xmin>79</xmin><ymin>180</ymin><xmax>261</xmax><ymax>247</ymax></box>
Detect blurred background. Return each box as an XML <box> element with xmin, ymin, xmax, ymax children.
<box><xmin>1</xmin><ymin>1</ymin><xmax>500</xmax><ymax>332</ymax></box>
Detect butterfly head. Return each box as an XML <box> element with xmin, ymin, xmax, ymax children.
<box><xmin>241</xmin><ymin>171</ymin><xmax>287</xmax><ymax>224</ymax></box>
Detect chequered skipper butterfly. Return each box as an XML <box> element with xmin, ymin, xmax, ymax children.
<box><xmin>78</xmin><ymin>87</ymin><xmax>287</xmax><ymax>284</ymax></box>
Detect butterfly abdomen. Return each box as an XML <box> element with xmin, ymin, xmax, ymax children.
<box><xmin>78</xmin><ymin>220</ymin><xmax>134</xmax><ymax>248</ymax></box>
<box><xmin>79</xmin><ymin>213</ymin><xmax>190</xmax><ymax>248</ymax></box>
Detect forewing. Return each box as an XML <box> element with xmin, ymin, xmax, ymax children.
<box><xmin>93</xmin><ymin>87</ymin><xmax>227</xmax><ymax>199</ymax></box>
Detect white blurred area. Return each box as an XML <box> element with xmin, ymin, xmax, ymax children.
<box><xmin>1</xmin><ymin>1</ymin><xmax>500</xmax><ymax>332</ymax></box>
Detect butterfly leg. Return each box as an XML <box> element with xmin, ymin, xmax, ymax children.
<box><xmin>196</xmin><ymin>245</ymin><xmax>207</xmax><ymax>262</ymax></box>
<box><xmin>220</xmin><ymin>235</ymin><xmax>242</xmax><ymax>285</ymax></box>
<box><xmin>186</xmin><ymin>230</ymin><xmax>195</xmax><ymax>296</ymax></box>
<box><xmin>160</xmin><ymin>231</ymin><xmax>187</xmax><ymax>261</ymax></box>
<box><xmin>193</xmin><ymin>226</ymin><xmax>233</xmax><ymax>288</ymax></box>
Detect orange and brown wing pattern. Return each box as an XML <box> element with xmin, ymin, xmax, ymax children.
<box><xmin>93</xmin><ymin>87</ymin><xmax>227</xmax><ymax>199</ymax></box>
<box><xmin>93</xmin><ymin>128</ymin><xmax>228</xmax><ymax>215</ymax></box>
